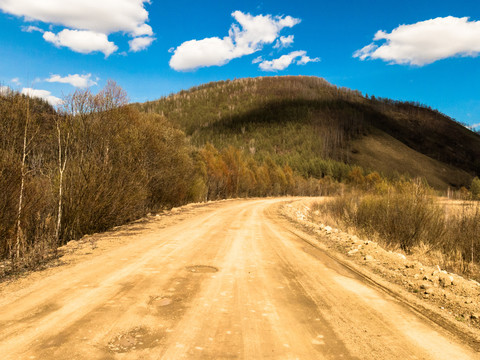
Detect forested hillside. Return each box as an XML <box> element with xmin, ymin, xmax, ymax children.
<box><xmin>138</xmin><ymin>76</ymin><xmax>480</xmax><ymax>188</ymax></box>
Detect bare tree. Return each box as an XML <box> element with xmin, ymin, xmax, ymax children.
<box><xmin>14</xmin><ymin>98</ymin><xmax>33</xmax><ymax>261</ymax></box>
<box><xmin>54</xmin><ymin>112</ymin><xmax>70</xmax><ymax>247</ymax></box>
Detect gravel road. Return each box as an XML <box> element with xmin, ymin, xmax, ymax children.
<box><xmin>0</xmin><ymin>198</ymin><xmax>477</xmax><ymax>359</ymax></box>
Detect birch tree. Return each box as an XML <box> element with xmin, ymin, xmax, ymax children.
<box><xmin>14</xmin><ymin>98</ymin><xmax>35</xmax><ymax>261</ymax></box>
<box><xmin>54</xmin><ymin>112</ymin><xmax>70</xmax><ymax>247</ymax></box>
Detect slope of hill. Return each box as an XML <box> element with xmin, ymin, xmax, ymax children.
<box><xmin>138</xmin><ymin>76</ymin><xmax>480</xmax><ymax>189</ymax></box>
<box><xmin>349</xmin><ymin>128</ymin><xmax>472</xmax><ymax>190</ymax></box>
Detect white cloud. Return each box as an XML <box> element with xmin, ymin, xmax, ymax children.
<box><xmin>170</xmin><ymin>37</ymin><xmax>236</xmax><ymax>70</ymax></box>
<box><xmin>354</xmin><ymin>16</ymin><xmax>480</xmax><ymax>66</ymax></box>
<box><xmin>11</xmin><ymin>77</ymin><xmax>21</xmax><ymax>85</ymax></box>
<box><xmin>0</xmin><ymin>0</ymin><xmax>153</xmax><ymax>55</ymax></box>
<box><xmin>43</xmin><ymin>29</ymin><xmax>118</xmax><ymax>57</ymax></box>
<box><xmin>297</xmin><ymin>54</ymin><xmax>320</xmax><ymax>65</ymax></box>
<box><xmin>46</xmin><ymin>73</ymin><xmax>97</xmax><ymax>88</ymax></box>
<box><xmin>21</xmin><ymin>88</ymin><xmax>63</xmax><ymax>106</ymax></box>
<box><xmin>252</xmin><ymin>56</ymin><xmax>263</xmax><ymax>64</ymax></box>
<box><xmin>129</xmin><ymin>36</ymin><xmax>156</xmax><ymax>52</ymax></box>
<box><xmin>21</xmin><ymin>25</ymin><xmax>43</xmax><ymax>33</ymax></box>
<box><xmin>169</xmin><ymin>11</ymin><xmax>301</xmax><ymax>71</ymax></box>
<box><xmin>229</xmin><ymin>11</ymin><xmax>300</xmax><ymax>56</ymax></box>
<box><xmin>0</xmin><ymin>0</ymin><xmax>152</xmax><ymax>35</ymax></box>
<box><xmin>0</xmin><ymin>85</ymin><xmax>10</xmax><ymax>95</ymax></box>
<box><xmin>258</xmin><ymin>50</ymin><xmax>319</xmax><ymax>71</ymax></box>
<box><xmin>274</xmin><ymin>35</ymin><xmax>294</xmax><ymax>49</ymax></box>
<box><xmin>353</xmin><ymin>44</ymin><xmax>377</xmax><ymax>61</ymax></box>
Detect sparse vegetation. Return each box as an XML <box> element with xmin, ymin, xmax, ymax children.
<box><xmin>313</xmin><ymin>179</ymin><xmax>480</xmax><ymax>276</ymax></box>
<box><xmin>471</xmin><ymin>177</ymin><xmax>480</xmax><ymax>200</ymax></box>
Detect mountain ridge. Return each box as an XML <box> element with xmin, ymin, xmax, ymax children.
<box><xmin>137</xmin><ymin>76</ymin><xmax>480</xmax><ymax>189</ymax></box>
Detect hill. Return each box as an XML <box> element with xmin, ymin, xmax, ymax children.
<box><xmin>137</xmin><ymin>76</ymin><xmax>480</xmax><ymax>189</ymax></box>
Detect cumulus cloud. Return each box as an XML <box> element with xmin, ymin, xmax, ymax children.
<box><xmin>21</xmin><ymin>88</ymin><xmax>63</xmax><ymax>106</ymax></box>
<box><xmin>0</xmin><ymin>0</ymin><xmax>152</xmax><ymax>35</ymax></box>
<box><xmin>273</xmin><ymin>35</ymin><xmax>294</xmax><ymax>49</ymax></box>
<box><xmin>169</xmin><ymin>11</ymin><xmax>301</xmax><ymax>71</ymax></box>
<box><xmin>0</xmin><ymin>0</ymin><xmax>153</xmax><ymax>55</ymax></box>
<box><xmin>43</xmin><ymin>29</ymin><xmax>118</xmax><ymax>57</ymax></box>
<box><xmin>170</xmin><ymin>37</ymin><xmax>236</xmax><ymax>70</ymax></box>
<box><xmin>354</xmin><ymin>16</ymin><xmax>480</xmax><ymax>66</ymax></box>
<box><xmin>258</xmin><ymin>50</ymin><xmax>319</xmax><ymax>71</ymax></box>
<box><xmin>129</xmin><ymin>36</ymin><xmax>156</xmax><ymax>52</ymax></box>
<box><xmin>46</xmin><ymin>73</ymin><xmax>97</xmax><ymax>88</ymax></box>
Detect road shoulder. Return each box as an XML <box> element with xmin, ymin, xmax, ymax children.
<box><xmin>280</xmin><ymin>198</ymin><xmax>480</xmax><ymax>352</ymax></box>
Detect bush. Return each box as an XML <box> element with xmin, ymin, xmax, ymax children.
<box><xmin>323</xmin><ymin>181</ymin><xmax>445</xmax><ymax>252</ymax></box>
<box><xmin>315</xmin><ymin>180</ymin><xmax>480</xmax><ymax>275</ymax></box>
<box><xmin>471</xmin><ymin>177</ymin><xmax>480</xmax><ymax>200</ymax></box>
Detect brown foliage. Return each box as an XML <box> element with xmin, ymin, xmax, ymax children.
<box><xmin>315</xmin><ymin>180</ymin><xmax>480</xmax><ymax>275</ymax></box>
<box><xmin>0</xmin><ymin>84</ymin><xmax>198</xmax><ymax>271</ymax></box>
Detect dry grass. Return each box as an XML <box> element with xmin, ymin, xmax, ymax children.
<box><xmin>313</xmin><ymin>181</ymin><xmax>480</xmax><ymax>277</ymax></box>
<box><xmin>349</xmin><ymin>127</ymin><xmax>472</xmax><ymax>189</ymax></box>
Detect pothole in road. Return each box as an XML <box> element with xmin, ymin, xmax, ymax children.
<box><xmin>106</xmin><ymin>326</ymin><xmax>164</xmax><ymax>353</ymax></box>
<box><xmin>148</xmin><ymin>295</ymin><xmax>173</xmax><ymax>307</ymax></box>
<box><xmin>186</xmin><ymin>265</ymin><xmax>219</xmax><ymax>273</ymax></box>
<box><xmin>148</xmin><ymin>294</ymin><xmax>187</xmax><ymax>318</ymax></box>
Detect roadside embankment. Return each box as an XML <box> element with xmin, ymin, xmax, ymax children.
<box><xmin>282</xmin><ymin>198</ymin><xmax>480</xmax><ymax>338</ymax></box>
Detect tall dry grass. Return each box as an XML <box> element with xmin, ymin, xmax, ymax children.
<box><xmin>313</xmin><ymin>180</ymin><xmax>480</xmax><ymax>276</ymax></box>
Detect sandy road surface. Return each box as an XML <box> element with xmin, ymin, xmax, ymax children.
<box><xmin>0</xmin><ymin>198</ymin><xmax>478</xmax><ymax>359</ymax></box>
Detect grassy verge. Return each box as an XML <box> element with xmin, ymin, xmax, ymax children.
<box><xmin>313</xmin><ymin>180</ymin><xmax>480</xmax><ymax>277</ymax></box>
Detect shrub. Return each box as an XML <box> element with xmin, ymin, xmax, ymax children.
<box><xmin>471</xmin><ymin>177</ymin><xmax>480</xmax><ymax>200</ymax></box>
<box><xmin>315</xmin><ymin>180</ymin><xmax>480</xmax><ymax>275</ymax></box>
<box><xmin>317</xmin><ymin>180</ymin><xmax>445</xmax><ymax>252</ymax></box>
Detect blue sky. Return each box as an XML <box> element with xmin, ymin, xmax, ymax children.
<box><xmin>1</xmin><ymin>0</ymin><xmax>480</xmax><ymax>128</ymax></box>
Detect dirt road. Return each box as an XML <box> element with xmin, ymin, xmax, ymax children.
<box><xmin>0</xmin><ymin>198</ymin><xmax>478</xmax><ymax>359</ymax></box>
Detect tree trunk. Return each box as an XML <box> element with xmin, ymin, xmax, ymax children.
<box><xmin>55</xmin><ymin>116</ymin><xmax>68</xmax><ymax>248</ymax></box>
<box><xmin>15</xmin><ymin>100</ymin><xmax>29</xmax><ymax>261</ymax></box>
